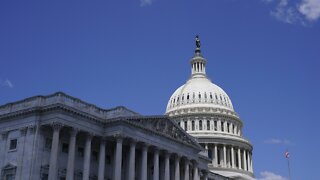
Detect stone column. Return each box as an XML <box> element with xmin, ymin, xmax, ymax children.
<box><xmin>243</xmin><ymin>149</ymin><xmax>247</xmax><ymax>171</ymax></box>
<box><xmin>98</xmin><ymin>138</ymin><xmax>106</xmax><ymax>180</ymax></box>
<box><xmin>238</xmin><ymin>148</ymin><xmax>242</xmax><ymax>169</ymax></box>
<box><xmin>217</xmin><ymin>119</ymin><xmax>221</xmax><ymax>131</ymax></box>
<box><xmin>164</xmin><ymin>152</ymin><xmax>170</xmax><ymax>180</ymax></box>
<box><xmin>231</xmin><ymin>146</ymin><xmax>235</xmax><ymax>169</ymax></box>
<box><xmin>128</xmin><ymin>141</ymin><xmax>136</xmax><ymax>180</ymax></box>
<box><xmin>174</xmin><ymin>155</ymin><xmax>180</xmax><ymax>180</ymax></box>
<box><xmin>66</xmin><ymin>128</ymin><xmax>78</xmax><ymax>180</ymax></box>
<box><xmin>16</xmin><ymin>127</ymin><xmax>28</xmax><ymax>180</ymax></box>
<box><xmin>114</xmin><ymin>137</ymin><xmax>123</xmax><ymax>180</ymax></box>
<box><xmin>0</xmin><ymin>132</ymin><xmax>8</xmax><ymax>169</ymax></box>
<box><xmin>223</xmin><ymin>145</ymin><xmax>227</xmax><ymax>168</ymax></box>
<box><xmin>193</xmin><ymin>164</ymin><xmax>198</xmax><ymax>180</ymax></box>
<box><xmin>48</xmin><ymin>123</ymin><xmax>62</xmax><ymax>180</ymax></box>
<box><xmin>153</xmin><ymin>149</ymin><xmax>159</xmax><ymax>180</ymax></box>
<box><xmin>214</xmin><ymin>144</ymin><xmax>218</xmax><ymax>166</ymax></box>
<box><xmin>184</xmin><ymin>159</ymin><xmax>189</xmax><ymax>180</ymax></box>
<box><xmin>141</xmin><ymin>144</ymin><xmax>148</xmax><ymax>180</ymax></box>
<box><xmin>83</xmin><ymin>133</ymin><xmax>93</xmax><ymax>180</ymax></box>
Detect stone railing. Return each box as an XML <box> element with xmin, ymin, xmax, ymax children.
<box><xmin>0</xmin><ymin>92</ymin><xmax>138</xmax><ymax>119</ymax></box>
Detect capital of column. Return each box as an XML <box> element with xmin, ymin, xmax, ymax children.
<box><xmin>28</xmin><ymin>124</ymin><xmax>37</xmax><ymax>134</ymax></box>
<box><xmin>85</xmin><ymin>132</ymin><xmax>94</xmax><ymax>140</ymax></box>
<box><xmin>20</xmin><ymin>127</ymin><xmax>28</xmax><ymax>136</ymax></box>
<box><xmin>113</xmin><ymin>134</ymin><xmax>124</xmax><ymax>143</ymax></box>
<box><xmin>1</xmin><ymin>131</ymin><xmax>8</xmax><ymax>140</ymax></box>
<box><xmin>51</xmin><ymin>122</ymin><xmax>63</xmax><ymax>131</ymax></box>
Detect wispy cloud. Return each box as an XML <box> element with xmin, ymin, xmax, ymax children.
<box><xmin>140</xmin><ymin>0</ymin><xmax>153</xmax><ymax>7</ymax></box>
<box><xmin>270</xmin><ymin>0</ymin><xmax>305</xmax><ymax>24</ymax></box>
<box><xmin>263</xmin><ymin>0</ymin><xmax>320</xmax><ymax>25</ymax></box>
<box><xmin>264</xmin><ymin>138</ymin><xmax>293</xmax><ymax>145</ymax></box>
<box><xmin>0</xmin><ymin>79</ymin><xmax>14</xmax><ymax>88</ymax></box>
<box><xmin>298</xmin><ymin>0</ymin><xmax>320</xmax><ymax>21</ymax></box>
<box><xmin>256</xmin><ymin>171</ymin><xmax>288</xmax><ymax>180</ymax></box>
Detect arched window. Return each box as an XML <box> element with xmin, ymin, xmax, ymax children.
<box><xmin>214</xmin><ymin>121</ymin><xmax>217</xmax><ymax>131</ymax></box>
<box><xmin>227</xmin><ymin>122</ymin><xmax>230</xmax><ymax>132</ymax></box>
<box><xmin>184</xmin><ymin>121</ymin><xmax>188</xmax><ymax>131</ymax></box>
<box><xmin>207</xmin><ymin>120</ymin><xmax>210</xmax><ymax>130</ymax></box>
<box><xmin>199</xmin><ymin>120</ymin><xmax>202</xmax><ymax>130</ymax></box>
<box><xmin>187</xmin><ymin>94</ymin><xmax>190</xmax><ymax>100</ymax></box>
<box><xmin>192</xmin><ymin>121</ymin><xmax>195</xmax><ymax>131</ymax></box>
<box><xmin>221</xmin><ymin>121</ymin><xmax>224</xmax><ymax>132</ymax></box>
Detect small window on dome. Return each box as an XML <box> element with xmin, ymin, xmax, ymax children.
<box><xmin>173</xmin><ymin>98</ymin><xmax>175</xmax><ymax>103</ymax></box>
<box><xmin>199</xmin><ymin>120</ymin><xmax>202</xmax><ymax>130</ymax></box>
<box><xmin>220</xmin><ymin>95</ymin><xmax>223</xmax><ymax>101</ymax></box>
<box><xmin>210</xmin><ymin>93</ymin><xmax>213</xmax><ymax>99</ymax></box>
<box><xmin>193</xmin><ymin>93</ymin><xmax>195</xmax><ymax>99</ymax></box>
<box><xmin>184</xmin><ymin>121</ymin><xmax>188</xmax><ymax>131</ymax></box>
<box><xmin>187</xmin><ymin>94</ymin><xmax>189</xmax><ymax>100</ymax></box>
<box><xmin>215</xmin><ymin>94</ymin><xmax>218</xmax><ymax>100</ymax></box>
<box><xmin>177</xmin><ymin>97</ymin><xmax>179</xmax><ymax>102</ymax></box>
<box><xmin>214</xmin><ymin>121</ymin><xmax>217</xmax><ymax>131</ymax></box>
<box><xmin>182</xmin><ymin>94</ymin><xmax>184</xmax><ymax>101</ymax></box>
<box><xmin>207</xmin><ymin>120</ymin><xmax>210</xmax><ymax>130</ymax></box>
<box><xmin>192</xmin><ymin>121</ymin><xmax>195</xmax><ymax>131</ymax></box>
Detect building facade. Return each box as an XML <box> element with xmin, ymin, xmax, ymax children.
<box><xmin>0</xmin><ymin>92</ymin><xmax>213</xmax><ymax>180</ymax></box>
<box><xmin>165</xmin><ymin>36</ymin><xmax>254</xmax><ymax>180</ymax></box>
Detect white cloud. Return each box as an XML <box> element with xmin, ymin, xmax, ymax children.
<box><xmin>256</xmin><ymin>171</ymin><xmax>288</xmax><ymax>180</ymax></box>
<box><xmin>264</xmin><ymin>138</ymin><xmax>293</xmax><ymax>145</ymax></box>
<box><xmin>140</xmin><ymin>0</ymin><xmax>153</xmax><ymax>7</ymax></box>
<box><xmin>270</xmin><ymin>0</ymin><xmax>303</xmax><ymax>24</ymax></box>
<box><xmin>0</xmin><ymin>79</ymin><xmax>14</xmax><ymax>88</ymax></box>
<box><xmin>298</xmin><ymin>0</ymin><xmax>320</xmax><ymax>21</ymax></box>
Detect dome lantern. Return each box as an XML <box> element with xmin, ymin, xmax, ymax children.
<box><xmin>191</xmin><ymin>35</ymin><xmax>207</xmax><ymax>78</ymax></box>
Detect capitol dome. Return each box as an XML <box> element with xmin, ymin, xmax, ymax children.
<box><xmin>165</xmin><ymin>35</ymin><xmax>254</xmax><ymax>180</ymax></box>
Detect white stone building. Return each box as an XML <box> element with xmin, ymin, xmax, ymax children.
<box><xmin>0</xmin><ymin>37</ymin><xmax>254</xmax><ymax>180</ymax></box>
<box><xmin>166</xmin><ymin>36</ymin><xmax>254</xmax><ymax>180</ymax></box>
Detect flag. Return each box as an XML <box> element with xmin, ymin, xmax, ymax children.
<box><xmin>285</xmin><ymin>150</ymin><xmax>290</xmax><ymax>158</ymax></box>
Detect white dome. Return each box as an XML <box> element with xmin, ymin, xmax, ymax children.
<box><xmin>166</xmin><ymin>48</ymin><xmax>234</xmax><ymax>114</ymax></box>
<box><xmin>166</xmin><ymin>76</ymin><xmax>234</xmax><ymax>113</ymax></box>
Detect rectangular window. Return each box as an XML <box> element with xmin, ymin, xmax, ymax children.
<box><xmin>62</xmin><ymin>143</ymin><xmax>69</xmax><ymax>153</ymax></box>
<box><xmin>45</xmin><ymin>138</ymin><xmax>52</xmax><ymax>149</ymax></box>
<box><xmin>9</xmin><ymin>139</ymin><xmax>17</xmax><ymax>150</ymax></box>
<box><xmin>5</xmin><ymin>174</ymin><xmax>14</xmax><ymax>180</ymax></box>
<box><xmin>78</xmin><ymin>147</ymin><xmax>84</xmax><ymax>157</ymax></box>
<box><xmin>92</xmin><ymin>151</ymin><xmax>98</xmax><ymax>161</ymax></box>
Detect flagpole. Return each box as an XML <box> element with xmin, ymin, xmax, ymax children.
<box><xmin>287</xmin><ymin>157</ymin><xmax>291</xmax><ymax>180</ymax></box>
<box><xmin>285</xmin><ymin>149</ymin><xmax>292</xmax><ymax>180</ymax></box>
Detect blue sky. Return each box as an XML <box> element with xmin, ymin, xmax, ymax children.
<box><xmin>1</xmin><ymin>0</ymin><xmax>320</xmax><ymax>179</ymax></box>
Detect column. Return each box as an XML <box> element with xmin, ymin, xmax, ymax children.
<box><xmin>214</xmin><ymin>144</ymin><xmax>218</xmax><ymax>166</ymax></box>
<box><xmin>184</xmin><ymin>159</ymin><xmax>190</xmax><ymax>180</ymax></box>
<box><xmin>114</xmin><ymin>137</ymin><xmax>123</xmax><ymax>180</ymax></box>
<box><xmin>243</xmin><ymin>150</ymin><xmax>247</xmax><ymax>171</ymax></box>
<box><xmin>238</xmin><ymin>148</ymin><xmax>242</xmax><ymax>169</ymax></box>
<box><xmin>141</xmin><ymin>144</ymin><xmax>148</xmax><ymax>180</ymax></box>
<box><xmin>247</xmin><ymin>151</ymin><xmax>251</xmax><ymax>172</ymax></box>
<box><xmin>223</xmin><ymin>145</ymin><xmax>227</xmax><ymax>168</ymax></box>
<box><xmin>226</xmin><ymin>147</ymin><xmax>231</xmax><ymax>168</ymax></box>
<box><xmin>48</xmin><ymin>123</ymin><xmax>62</xmax><ymax>180</ymax></box>
<box><xmin>174</xmin><ymin>155</ymin><xmax>180</xmax><ymax>180</ymax></box>
<box><xmin>231</xmin><ymin>146</ymin><xmax>235</xmax><ymax>168</ymax></box>
<box><xmin>153</xmin><ymin>149</ymin><xmax>159</xmax><ymax>180</ymax></box>
<box><xmin>98</xmin><ymin>138</ymin><xmax>106</xmax><ymax>180</ymax></box>
<box><xmin>164</xmin><ymin>152</ymin><xmax>170</xmax><ymax>180</ymax></box>
<box><xmin>193</xmin><ymin>165</ymin><xmax>198</xmax><ymax>180</ymax></box>
<box><xmin>211</xmin><ymin>145</ymin><xmax>215</xmax><ymax>166</ymax></box>
<box><xmin>66</xmin><ymin>128</ymin><xmax>78</xmax><ymax>180</ymax></box>
<box><xmin>128</xmin><ymin>141</ymin><xmax>136</xmax><ymax>180</ymax></box>
<box><xmin>217</xmin><ymin>119</ymin><xmax>221</xmax><ymax>131</ymax></box>
<box><xmin>204</xmin><ymin>143</ymin><xmax>208</xmax><ymax>157</ymax></box>
<box><xmin>16</xmin><ymin>127</ymin><xmax>27</xmax><ymax>180</ymax></box>
<box><xmin>83</xmin><ymin>133</ymin><xmax>93</xmax><ymax>180</ymax></box>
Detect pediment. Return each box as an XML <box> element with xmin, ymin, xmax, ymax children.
<box><xmin>125</xmin><ymin>116</ymin><xmax>202</xmax><ymax>150</ymax></box>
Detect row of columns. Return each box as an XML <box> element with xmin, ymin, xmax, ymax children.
<box><xmin>179</xmin><ymin>119</ymin><xmax>241</xmax><ymax>136</ymax></box>
<box><xmin>47</xmin><ymin>123</ymin><xmax>208</xmax><ymax>180</ymax></box>
<box><xmin>208</xmin><ymin>143</ymin><xmax>253</xmax><ymax>173</ymax></box>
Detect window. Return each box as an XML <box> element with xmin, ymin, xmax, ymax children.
<box><xmin>45</xmin><ymin>138</ymin><xmax>52</xmax><ymax>149</ymax></box>
<box><xmin>62</xmin><ymin>143</ymin><xmax>69</xmax><ymax>153</ymax></box>
<box><xmin>184</xmin><ymin>121</ymin><xmax>188</xmax><ymax>131</ymax></box>
<box><xmin>1</xmin><ymin>164</ymin><xmax>16</xmax><ymax>180</ymax></box>
<box><xmin>199</xmin><ymin>121</ymin><xmax>202</xmax><ymax>130</ymax></box>
<box><xmin>78</xmin><ymin>147</ymin><xmax>84</xmax><ymax>157</ymax></box>
<box><xmin>106</xmin><ymin>155</ymin><xmax>111</xmax><ymax>164</ymax></box>
<box><xmin>207</xmin><ymin>120</ymin><xmax>210</xmax><ymax>130</ymax></box>
<box><xmin>9</xmin><ymin>139</ymin><xmax>17</xmax><ymax>150</ymax></box>
<box><xmin>221</xmin><ymin>121</ymin><xmax>224</xmax><ymax>132</ymax></box>
<box><xmin>214</xmin><ymin>121</ymin><xmax>217</xmax><ymax>131</ymax></box>
<box><xmin>92</xmin><ymin>151</ymin><xmax>98</xmax><ymax>161</ymax></box>
<box><xmin>192</xmin><ymin>121</ymin><xmax>195</xmax><ymax>131</ymax></box>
